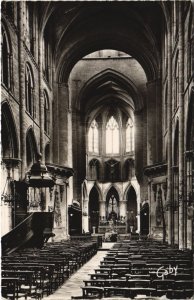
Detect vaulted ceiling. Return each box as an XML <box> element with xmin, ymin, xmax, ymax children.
<box><xmin>38</xmin><ymin>2</ymin><xmax>166</xmax><ymax>82</ymax></box>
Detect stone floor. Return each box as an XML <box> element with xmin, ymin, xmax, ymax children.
<box><xmin>43</xmin><ymin>243</ymin><xmax>114</xmax><ymax>300</ymax></box>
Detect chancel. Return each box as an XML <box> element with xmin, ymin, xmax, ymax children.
<box><xmin>1</xmin><ymin>1</ymin><xmax>194</xmax><ymax>299</ymax></box>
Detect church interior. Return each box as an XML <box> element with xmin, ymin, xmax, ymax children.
<box><xmin>1</xmin><ymin>1</ymin><xmax>194</xmax><ymax>299</ymax></box>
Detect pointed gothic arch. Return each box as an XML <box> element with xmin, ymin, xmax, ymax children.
<box><xmin>89</xmin><ymin>185</ymin><xmax>100</xmax><ymax>233</ymax></box>
<box><xmin>25</xmin><ymin>63</ymin><xmax>35</xmax><ymax>117</ymax></box>
<box><xmin>1</xmin><ymin>102</ymin><xmax>19</xmax><ymax>159</ymax></box>
<box><xmin>44</xmin><ymin>90</ymin><xmax>50</xmax><ymax>135</ymax></box>
<box><xmin>78</xmin><ymin>68</ymin><xmax>144</xmax><ymax>112</ymax></box>
<box><xmin>1</xmin><ymin>23</ymin><xmax>12</xmax><ymax>90</ymax></box>
<box><xmin>106</xmin><ymin>186</ymin><xmax>120</xmax><ymax>221</ymax></box>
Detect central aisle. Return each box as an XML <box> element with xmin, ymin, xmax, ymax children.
<box><xmin>43</xmin><ymin>244</ymin><xmax>113</xmax><ymax>300</ymax></box>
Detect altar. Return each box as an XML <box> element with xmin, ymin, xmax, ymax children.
<box><xmin>98</xmin><ymin>219</ymin><xmax>127</xmax><ymax>234</ymax></box>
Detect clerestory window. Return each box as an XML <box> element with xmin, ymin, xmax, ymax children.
<box><xmin>88</xmin><ymin>120</ymin><xmax>99</xmax><ymax>153</ymax></box>
<box><xmin>106</xmin><ymin>116</ymin><xmax>119</xmax><ymax>154</ymax></box>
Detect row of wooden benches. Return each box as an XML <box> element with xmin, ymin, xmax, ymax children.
<box><xmin>78</xmin><ymin>240</ymin><xmax>194</xmax><ymax>299</ymax></box>
<box><xmin>1</xmin><ymin>239</ymin><xmax>98</xmax><ymax>299</ymax></box>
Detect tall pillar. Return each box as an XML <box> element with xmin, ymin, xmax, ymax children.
<box><xmin>146</xmin><ymin>79</ymin><xmax>161</xmax><ymax>165</ymax></box>
<box><xmin>134</xmin><ymin>111</ymin><xmax>143</xmax><ymax>181</ymax></box>
<box><xmin>178</xmin><ymin>3</ymin><xmax>185</xmax><ymax>249</ymax></box>
<box><xmin>119</xmin><ymin>200</ymin><xmax>127</xmax><ymax>219</ymax></box>
<box><xmin>67</xmin><ymin>108</ymin><xmax>73</xmax><ymax>167</ymax></box>
<box><xmin>52</xmin><ymin>179</ymin><xmax>69</xmax><ymax>241</ymax></box>
<box><xmin>137</xmin><ymin>203</ymin><xmax>141</xmax><ymax>234</ymax></box>
<box><xmin>167</xmin><ymin>22</ymin><xmax>173</xmax><ymax>245</ymax></box>
<box><xmin>82</xmin><ymin>198</ymin><xmax>89</xmax><ymax>233</ymax></box>
<box><xmin>19</xmin><ymin>2</ymin><xmax>26</xmax><ymax>179</ymax></box>
<box><xmin>64</xmin><ymin>179</ymin><xmax>70</xmax><ymax>239</ymax></box>
<box><xmin>52</xmin><ymin>81</ymin><xmax>59</xmax><ymax>164</ymax></box>
<box><xmin>38</xmin><ymin>35</ymin><xmax>44</xmax><ymax>161</ymax></box>
<box><xmin>58</xmin><ymin>83</ymin><xmax>69</xmax><ymax>166</ymax></box>
<box><xmin>148</xmin><ymin>180</ymin><xmax>152</xmax><ymax>235</ymax></box>
<box><xmin>99</xmin><ymin>200</ymin><xmax>106</xmax><ymax>219</ymax></box>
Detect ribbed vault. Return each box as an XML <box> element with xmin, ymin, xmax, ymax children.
<box><xmin>78</xmin><ymin>69</ymin><xmax>144</xmax><ymax>115</ymax></box>
<box><xmin>39</xmin><ymin>2</ymin><xmax>165</xmax><ymax>82</ymax></box>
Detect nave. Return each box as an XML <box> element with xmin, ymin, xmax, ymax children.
<box><xmin>1</xmin><ymin>238</ymin><xmax>194</xmax><ymax>300</ymax></box>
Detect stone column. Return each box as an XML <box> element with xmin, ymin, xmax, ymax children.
<box><xmin>178</xmin><ymin>2</ymin><xmax>185</xmax><ymax>249</ymax></box>
<box><xmin>82</xmin><ymin>198</ymin><xmax>89</xmax><ymax>233</ymax></box>
<box><xmin>19</xmin><ymin>2</ymin><xmax>26</xmax><ymax>179</ymax></box>
<box><xmin>67</xmin><ymin>108</ymin><xmax>73</xmax><ymax>167</ymax></box>
<box><xmin>167</xmin><ymin>23</ymin><xmax>173</xmax><ymax>245</ymax></box>
<box><xmin>58</xmin><ymin>83</ymin><xmax>69</xmax><ymax>166</ymax></box>
<box><xmin>134</xmin><ymin>111</ymin><xmax>143</xmax><ymax>182</ymax></box>
<box><xmin>52</xmin><ymin>179</ymin><xmax>69</xmax><ymax>241</ymax></box>
<box><xmin>1</xmin><ymin>164</ymin><xmax>12</xmax><ymax>234</ymax></box>
<box><xmin>148</xmin><ymin>180</ymin><xmax>152</xmax><ymax>235</ymax></box>
<box><xmin>101</xmin><ymin>115</ymin><xmax>106</xmax><ymax>180</ymax></box>
<box><xmin>99</xmin><ymin>200</ymin><xmax>106</xmax><ymax>219</ymax></box>
<box><xmin>38</xmin><ymin>52</ymin><xmax>44</xmax><ymax>162</ymax></box>
<box><xmin>52</xmin><ymin>81</ymin><xmax>59</xmax><ymax>164</ymax></box>
<box><xmin>119</xmin><ymin>200</ymin><xmax>127</xmax><ymax>219</ymax></box>
<box><xmin>64</xmin><ymin>179</ymin><xmax>70</xmax><ymax>239</ymax></box>
<box><xmin>146</xmin><ymin>79</ymin><xmax>161</xmax><ymax>165</ymax></box>
<box><xmin>136</xmin><ymin>203</ymin><xmax>141</xmax><ymax>234</ymax></box>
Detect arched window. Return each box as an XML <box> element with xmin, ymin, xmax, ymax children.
<box><xmin>44</xmin><ymin>91</ymin><xmax>50</xmax><ymax>134</ymax></box>
<box><xmin>126</xmin><ymin>118</ymin><xmax>134</xmax><ymax>152</ymax></box>
<box><xmin>25</xmin><ymin>64</ymin><xmax>35</xmax><ymax>117</ymax></box>
<box><xmin>106</xmin><ymin>116</ymin><xmax>119</xmax><ymax>154</ymax></box>
<box><xmin>27</xmin><ymin>2</ymin><xmax>35</xmax><ymax>55</ymax></box>
<box><xmin>106</xmin><ymin>186</ymin><xmax>119</xmax><ymax>220</ymax></box>
<box><xmin>1</xmin><ymin>25</ymin><xmax>12</xmax><ymax>89</ymax></box>
<box><xmin>26</xmin><ymin>129</ymin><xmax>37</xmax><ymax>168</ymax></box>
<box><xmin>88</xmin><ymin>120</ymin><xmax>99</xmax><ymax>153</ymax></box>
<box><xmin>1</xmin><ymin>102</ymin><xmax>18</xmax><ymax>159</ymax></box>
